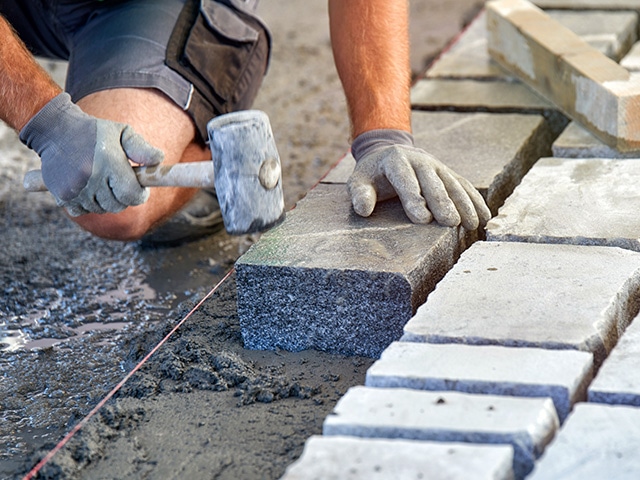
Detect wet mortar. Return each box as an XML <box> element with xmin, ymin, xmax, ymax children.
<box><xmin>0</xmin><ymin>1</ymin><xmax>482</xmax><ymax>478</ymax></box>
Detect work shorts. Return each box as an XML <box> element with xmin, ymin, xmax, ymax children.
<box><xmin>0</xmin><ymin>0</ymin><xmax>271</xmax><ymax>142</ymax></box>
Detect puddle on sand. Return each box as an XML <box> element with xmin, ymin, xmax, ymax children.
<box><xmin>0</xmin><ymin>279</ymin><xmax>158</xmax><ymax>353</ymax></box>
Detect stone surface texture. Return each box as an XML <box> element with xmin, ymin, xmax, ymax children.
<box><xmin>236</xmin><ymin>184</ymin><xmax>472</xmax><ymax>358</ymax></box>
<box><xmin>552</xmin><ymin>122</ymin><xmax>640</xmax><ymax>158</ymax></box>
<box><xmin>427</xmin><ymin>9</ymin><xmax>637</xmax><ymax>80</ymax></box>
<box><xmin>486</xmin><ymin>157</ymin><xmax>640</xmax><ymax>252</ymax></box>
<box><xmin>411</xmin><ymin>78</ymin><xmax>555</xmax><ymax>111</ymax></box>
<box><xmin>487</xmin><ymin>0</ymin><xmax>640</xmax><ymax>151</ymax></box>
<box><xmin>242</xmin><ymin>1</ymin><xmax>640</xmax><ymax>478</ymax></box>
<box><xmin>280</xmin><ymin>436</ymin><xmax>515</xmax><ymax>480</ymax></box>
<box><xmin>588</xmin><ymin>314</ymin><xmax>640</xmax><ymax>406</ymax></box>
<box><xmin>410</xmin><ymin>111</ymin><xmax>554</xmax><ymax>215</ymax></box>
<box><xmin>402</xmin><ymin>241</ymin><xmax>640</xmax><ymax>366</ymax></box>
<box><xmin>365</xmin><ymin>341</ymin><xmax>593</xmax><ymax>421</ymax></box>
<box><xmin>528</xmin><ymin>403</ymin><xmax>640</xmax><ymax>479</ymax></box>
<box><xmin>323</xmin><ymin>386</ymin><xmax>558</xmax><ymax>480</ymax></box>
<box><xmin>621</xmin><ymin>41</ymin><xmax>640</xmax><ymax>72</ymax></box>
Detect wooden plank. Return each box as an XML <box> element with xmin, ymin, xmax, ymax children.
<box><xmin>486</xmin><ymin>0</ymin><xmax>640</xmax><ymax>152</ymax></box>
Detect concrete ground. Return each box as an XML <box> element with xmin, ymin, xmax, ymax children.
<box><xmin>0</xmin><ymin>1</ymin><xmax>483</xmax><ymax>478</ymax></box>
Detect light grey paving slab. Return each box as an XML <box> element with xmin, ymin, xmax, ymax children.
<box><xmin>402</xmin><ymin>241</ymin><xmax>640</xmax><ymax>366</ymax></box>
<box><xmin>322</xmin><ymin>112</ymin><xmax>555</xmax><ymax>216</ymax></box>
<box><xmin>588</xmin><ymin>313</ymin><xmax>640</xmax><ymax>406</ymax></box>
<box><xmin>235</xmin><ymin>183</ymin><xmax>473</xmax><ymax>358</ymax></box>
<box><xmin>366</xmin><ymin>342</ymin><xmax>593</xmax><ymax>422</ymax></box>
<box><xmin>552</xmin><ymin>121</ymin><xmax>640</xmax><ymax>158</ymax></box>
<box><xmin>319</xmin><ymin>153</ymin><xmax>355</xmax><ymax>184</ymax></box>
<box><xmin>543</xmin><ymin>10</ymin><xmax>637</xmax><ymax>62</ymax></box>
<box><xmin>426</xmin><ymin>11</ymin><xmax>509</xmax><ymax>80</ymax></box>
<box><xmin>411</xmin><ymin>78</ymin><xmax>554</xmax><ymax>111</ymax></box>
<box><xmin>411</xmin><ymin>111</ymin><xmax>554</xmax><ymax>215</ymax></box>
<box><xmin>323</xmin><ymin>386</ymin><xmax>558</xmax><ymax>480</ymax></box>
<box><xmin>280</xmin><ymin>436</ymin><xmax>515</xmax><ymax>480</ymax></box>
<box><xmin>528</xmin><ymin>403</ymin><xmax>640</xmax><ymax>480</ymax></box>
<box><xmin>486</xmin><ymin>157</ymin><xmax>640</xmax><ymax>252</ymax></box>
<box><xmin>426</xmin><ymin>10</ymin><xmax>636</xmax><ymax>80</ymax></box>
<box><xmin>621</xmin><ymin>41</ymin><xmax>640</xmax><ymax>71</ymax></box>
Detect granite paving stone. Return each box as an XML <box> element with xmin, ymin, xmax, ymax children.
<box><xmin>426</xmin><ymin>11</ymin><xmax>509</xmax><ymax>80</ymax></box>
<box><xmin>402</xmin><ymin>241</ymin><xmax>640</xmax><ymax>366</ymax></box>
<box><xmin>528</xmin><ymin>403</ymin><xmax>640</xmax><ymax>479</ymax></box>
<box><xmin>235</xmin><ymin>183</ymin><xmax>473</xmax><ymax>358</ymax></box>
<box><xmin>487</xmin><ymin>0</ymin><xmax>640</xmax><ymax>151</ymax></box>
<box><xmin>541</xmin><ymin>10</ymin><xmax>637</xmax><ymax>62</ymax></box>
<box><xmin>486</xmin><ymin>157</ymin><xmax>640</xmax><ymax>252</ymax></box>
<box><xmin>280</xmin><ymin>436</ymin><xmax>515</xmax><ymax>480</ymax></box>
<box><xmin>588</xmin><ymin>314</ymin><xmax>640</xmax><ymax>406</ymax></box>
<box><xmin>411</xmin><ymin>78</ymin><xmax>555</xmax><ymax>112</ymax></box>
<box><xmin>621</xmin><ymin>41</ymin><xmax>640</xmax><ymax>72</ymax></box>
<box><xmin>365</xmin><ymin>342</ymin><xmax>593</xmax><ymax>422</ymax></box>
<box><xmin>426</xmin><ymin>9</ymin><xmax>636</xmax><ymax>80</ymax></box>
<box><xmin>410</xmin><ymin>111</ymin><xmax>555</xmax><ymax>215</ymax></box>
<box><xmin>323</xmin><ymin>386</ymin><xmax>558</xmax><ymax>480</ymax></box>
<box><xmin>319</xmin><ymin>153</ymin><xmax>355</xmax><ymax>184</ymax></box>
<box><xmin>321</xmin><ymin>112</ymin><xmax>556</xmax><ymax>217</ymax></box>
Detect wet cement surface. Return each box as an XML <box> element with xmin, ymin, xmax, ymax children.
<box><xmin>0</xmin><ymin>1</ymin><xmax>482</xmax><ymax>478</ymax></box>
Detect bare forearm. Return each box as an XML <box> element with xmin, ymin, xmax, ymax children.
<box><xmin>328</xmin><ymin>0</ymin><xmax>412</xmax><ymax>139</ymax></box>
<box><xmin>0</xmin><ymin>15</ymin><xmax>61</xmax><ymax>131</ymax></box>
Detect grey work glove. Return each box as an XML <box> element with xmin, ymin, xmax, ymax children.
<box><xmin>348</xmin><ymin>129</ymin><xmax>491</xmax><ymax>230</ymax></box>
<box><xmin>20</xmin><ymin>92</ymin><xmax>164</xmax><ymax>217</ymax></box>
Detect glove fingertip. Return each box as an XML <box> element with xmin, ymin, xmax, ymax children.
<box><xmin>66</xmin><ymin>205</ymin><xmax>85</xmax><ymax>217</ymax></box>
<box><xmin>352</xmin><ymin>196</ymin><xmax>375</xmax><ymax>217</ymax></box>
<box><xmin>121</xmin><ymin>126</ymin><xmax>165</xmax><ymax>166</ymax></box>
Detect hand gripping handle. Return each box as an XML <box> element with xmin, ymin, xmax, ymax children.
<box><xmin>23</xmin><ymin>161</ymin><xmax>215</xmax><ymax>192</ymax></box>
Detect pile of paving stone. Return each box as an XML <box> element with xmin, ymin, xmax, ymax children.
<box><xmin>234</xmin><ymin>1</ymin><xmax>640</xmax><ymax>478</ymax></box>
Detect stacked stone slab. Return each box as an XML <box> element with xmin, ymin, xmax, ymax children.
<box><xmin>276</xmin><ymin>1</ymin><xmax>640</xmax><ymax>478</ymax></box>
<box><xmin>486</xmin><ymin>0</ymin><xmax>640</xmax><ymax>152</ymax></box>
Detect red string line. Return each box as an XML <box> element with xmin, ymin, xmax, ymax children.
<box><xmin>23</xmin><ymin>267</ymin><xmax>235</xmax><ymax>480</ymax></box>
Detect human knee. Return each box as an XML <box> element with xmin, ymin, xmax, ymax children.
<box><xmin>72</xmin><ymin>206</ymin><xmax>156</xmax><ymax>242</ymax></box>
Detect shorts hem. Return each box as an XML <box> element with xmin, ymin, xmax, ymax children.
<box><xmin>67</xmin><ymin>71</ymin><xmax>193</xmax><ymax>111</ymax></box>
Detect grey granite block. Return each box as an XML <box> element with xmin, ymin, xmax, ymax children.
<box><xmin>589</xmin><ymin>314</ymin><xmax>640</xmax><ymax>406</ymax></box>
<box><xmin>528</xmin><ymin>403</ymin><xmax>640</xmax><ymax>480</ymax></box>
<box><xmin>486</xmin><ymin>157</ymin><xmax>640</xmax><ymax>252</ymax></box>
<box><xmin>235</xmin><ymin>184</ymin><xmax>473</xmax><ymax>357</ymax></box>
<box><xmin>323</xmin><ymin>386</ymin><xmax>558</xmax><ymax>480</ymax></box>
<box><xmin>410</xmin><ymin>111</ymin><xmax>555</xmax><ymax>215</ymax></box>
<box><xmin>402</xmin><ymin>241</ymin><xmax>640</xmax><ymax>366</ymax></box>
<box><xmin>280</xmin><ymin>436</ymin><xmax>515</xmax><ymax>480</ymax></box>
<box><xmin>426</xmin><ymin>10</ymin><xmax>636</xmax><ymax>80</ymax></box>
<box><xmin>552</xmin><ymin>121</ymin><xmax>640</xmax><ymax>158</ymax></box>
<box><xmin>366</xmin><ymin>342</ymin><xmax>593</xmax><ymax>422</ymax></box>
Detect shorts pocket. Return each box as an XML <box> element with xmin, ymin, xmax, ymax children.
<box><xmin>166</xmin><ymin>0</ymin><xmax>271</xmax><ymax>140</ymax></box>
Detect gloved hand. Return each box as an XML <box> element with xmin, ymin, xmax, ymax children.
<box><xmin>19</xmin><ymin>92</ymin><xmax>164</xmax><ymax>217</ymax></box>
<box><xmin>348</xmin><ymin>129</ymin><xmax>491</xmax><ymax>230</ymax></box>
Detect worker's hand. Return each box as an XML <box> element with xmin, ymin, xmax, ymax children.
<box><xmin>19</xmin><ymin>93</ymin><xmax>164</xmax><ymax>217</ymax></box>
<box><xmin>348</xmin><ymin>129</ymin><xmax>491</xmax><ymax>230</ymax></box>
